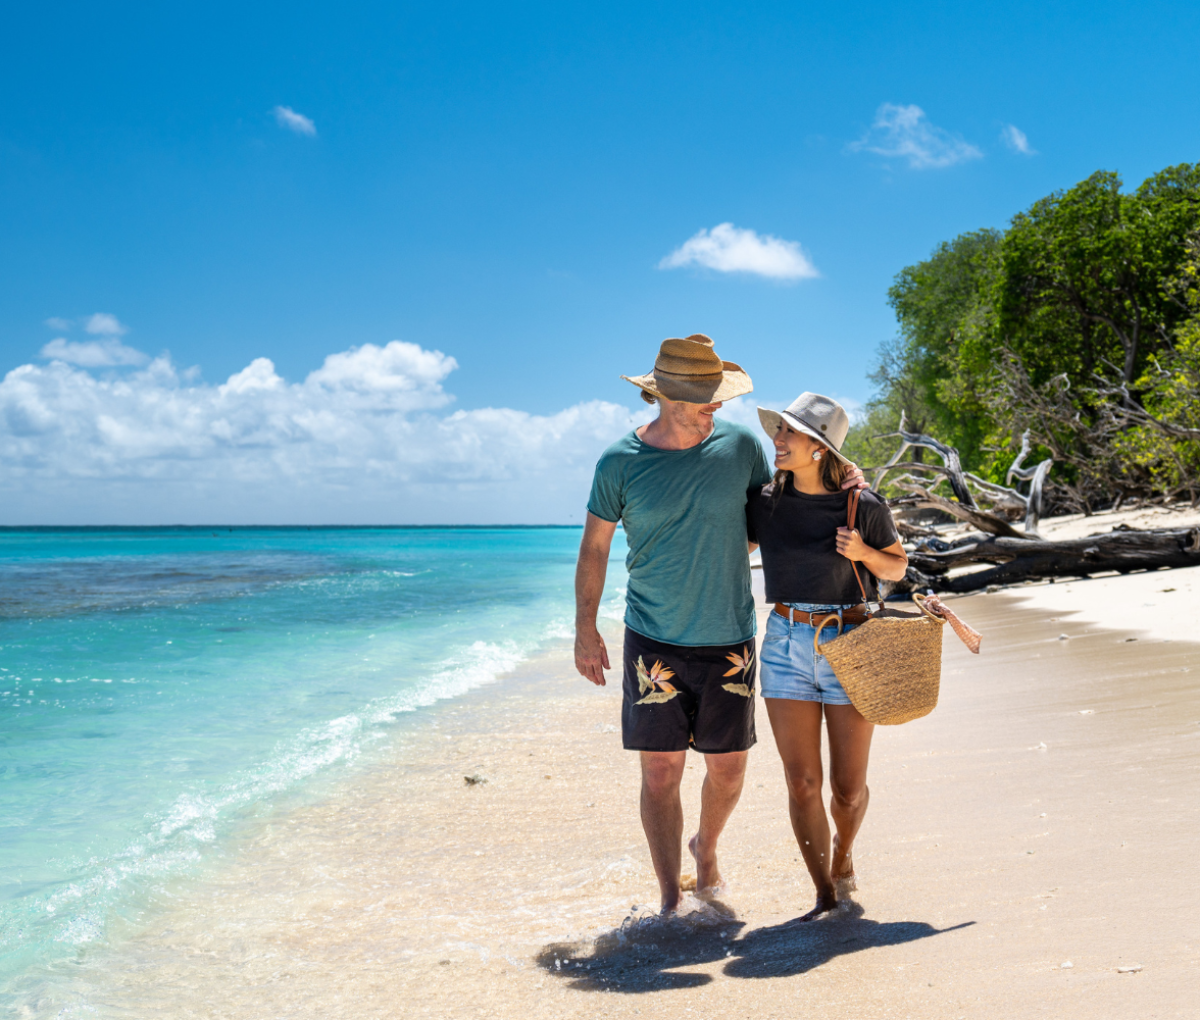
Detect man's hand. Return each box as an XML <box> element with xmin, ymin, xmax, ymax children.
<box><xmin>575</xmin><ymin>512</ymin><xmax>618</xmax><ymax>686</ymax></box>
<box><xmin>575</xmin><ymin>625</ymin><xmax>611</xmax><ymax>686</ymax></box>
<box><xmin>840</xmin><ymin>461</ymin><xmax>869</xmax><ymax>491</ymax></box>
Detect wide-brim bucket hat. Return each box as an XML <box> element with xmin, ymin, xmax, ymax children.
<box><xmin>622</xmin><ymin>334</ymin><xmax>753</xmax><ymax>405</ymax></box>
<box><xmin>758</xmin><ymin>392</ymin><xmax>852</xmax><ymax>466</ymax></box>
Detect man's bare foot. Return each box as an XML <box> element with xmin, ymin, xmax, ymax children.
<box><xmin>831</xmin><ymin>833</ymin><xmax>857</xmax><ymax>892</ymax></box>
<box><xmin>688</xmin><ymin>834</ymin><xmax>725</xmax><ymax>895</ymax></box>
<box><xmin>798</xmin><ymin>889</ymin><xmax>838</xmax><ymax>922</ymax></box>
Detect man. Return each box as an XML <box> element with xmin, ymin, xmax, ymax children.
<box><xmin>575</xmin><ymin>334</ymin><xmax>864</xmax><ymax>913</ymax></box>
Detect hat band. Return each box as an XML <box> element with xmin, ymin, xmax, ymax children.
<box><xmin>653</xmin><ymin>359</ymin><xmax>725</xmax><ymax>377</ymax></box>
<box><xmin>654</xmin><ymin>368</ymin><xmax>725</xmax><ymax>382</ymax></box>
<box><xmin>784</xmin><ymin>410</ymin><xmax>842</xmax><ymax>450</ymax></box>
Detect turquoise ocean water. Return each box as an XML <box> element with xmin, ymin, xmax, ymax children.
<box><xmin>0</xmin><ymin>526</ymin><xmax>626</xmax><ymax>1006</ymax></box>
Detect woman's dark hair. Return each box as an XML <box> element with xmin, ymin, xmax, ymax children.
<box><xmin>766</xmin><ymin>443</ymin><xmax>848</xmax><ymax>506</ymax></box>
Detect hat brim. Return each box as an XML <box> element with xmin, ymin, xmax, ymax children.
<box><xmin>757</xmin><ymin>407</ymin><xmax>852</xmax><ymax>466</ymax></box>
<box><xmin>622</xmin><ymin>361</ymin><xmax>753</xmax><ymax>404</ymax></box>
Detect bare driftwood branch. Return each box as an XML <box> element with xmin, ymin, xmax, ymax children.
<box><xmin>1001</xmin><ymin>429</ymin><xmax>1054</xmax><ymax>534</ymax></box>
<box><xmin>1021</xmin><ymin>459</ymin><xmax>1053</xmax><ymax>534</ymax></box>
<box><xmin>895</xmin><ymin>525</ymin><xmax>1200</xmax><ymax>594</ymax></box>
<box><xmin>1005</xmin><ymin>429</ymin><xmax>1035</xmax><ymax>486</ymax></box>
<box><xmin>1091</xmin><ymin>375</ymin><xmax>1200</xmax><ymax>440</ymax></box>
<box><xmin>871</xmin><ymin>420</ymin><xmax>977</xmax><ymax>507</ymax></box>
<box><xmin>879</xmin><ymin>461</ymin><xmax>1027</xmax><ymax>511</ymax></box>
<box><xmin>894</xmin><ymin>483</ymin><xmax>1031</xmax><ymax>540</ymax></box>
<box><xmin>869</xmin><ymin>409</ymin><xmax>911</xmax><ymax>491</ymax></box>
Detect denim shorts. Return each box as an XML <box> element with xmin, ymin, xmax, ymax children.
<box><xmin>759</xmin><ymin>603</ymin><xmax>860</xmax><ymax>705</ymax></box>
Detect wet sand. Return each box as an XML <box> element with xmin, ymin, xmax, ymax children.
<box><xmin>67</xmin><ymin>581</ymin><xmax>1200</xmax><ymax>1019</ymax></box>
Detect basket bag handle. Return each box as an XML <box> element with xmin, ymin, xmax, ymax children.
<box><xmin>812</xmin><ymin>489</ymin><xmax>873</xmax><ymax>654</ymax></box>
<box><xmin>846</xmin><ymin>488</ymin><xmax>873</xmax><ymax>612</ymax></box>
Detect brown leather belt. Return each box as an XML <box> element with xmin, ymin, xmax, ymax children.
<box><xmin>773</xmin><ymin>603</ymin><xmax>870</xmax><ymax>627</ymax></box>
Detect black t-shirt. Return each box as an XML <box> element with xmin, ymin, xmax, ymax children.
<box><xmin>746</xmin><ymin>481</ymin><xmax>900</xmax><ymax>605</ymax></box>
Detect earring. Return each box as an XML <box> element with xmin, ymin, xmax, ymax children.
<box><xmin>812</xmin><ymin>450</ymin><xmax>823</xmax><ymax>461</ymax></box>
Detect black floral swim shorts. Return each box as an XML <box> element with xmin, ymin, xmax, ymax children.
<box><xmin>620</xmin><ymin>626</ymin><xmax>757</xmax><ymax>754</ymax></box>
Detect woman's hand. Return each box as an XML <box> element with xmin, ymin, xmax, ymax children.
<box><xmin>835</xmin><ymin>527</ymin><xmax>869</xmax><ymax>561</ymax></box>
<box><xmin>836</xmin><ymin>532</ymin><xmax>910</xmax><ymax>581</ymax></box>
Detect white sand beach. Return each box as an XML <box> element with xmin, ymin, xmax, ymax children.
<box><xmin>64</xmin><ymin>511</ymin><xmax>1200</xmax><ymax>1019</ymax></box>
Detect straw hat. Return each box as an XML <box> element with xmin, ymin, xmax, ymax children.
<box><xmin>622</xmin><ymin>334</ymin><xmax>753</xmax><ymax>405</ymax></box>
<box><xmin>757</xmin><ymin>392</ymin><xmax>851</xmax><ymax>465</ymax></box>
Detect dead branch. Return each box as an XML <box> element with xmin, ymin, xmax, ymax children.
<box><xmin>871</xmin><ymin>421</ymin><xmax>977</xmax><ymax>507</ymax></box>
<box><xmin>893</xmin><ymin>482</ymin><xmax>1032</xmax><ymax>539</ymax></box>
<box><xmin>1092</xmin><ymin>375</ymin><xmax>1200</xmax><ymax>439</ymax></box>
<box><xmin>870</xmin><ymin>460</ymin><xmax>1028</xmax><ymax>517</ymax></box>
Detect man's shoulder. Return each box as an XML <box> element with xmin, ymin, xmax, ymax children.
<box><xmin>594</xmin><ymin>430</ymin><xmax>640</xmax><ymax>467</ymax></box>
<box><xmin>713</xmin><ymin>417</ymin><xmax>759</xmax><ymax>443</ymax></box>
<box><xmin>711</xmin><ymin>418</ymin><xmax>766</xmax><ymax>459</ymax></box>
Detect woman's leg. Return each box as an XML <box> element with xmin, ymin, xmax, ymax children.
<box><xmin>823</xmin><ymin>703</ymin><xmax>874</xmax><ymax>885</ymax></box>
<box><xmin>764</xmin><ymin>698</ymin><xmax>837</xmax><ymax>920</ymax></box>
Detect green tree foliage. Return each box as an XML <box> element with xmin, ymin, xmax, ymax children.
<box><xmin>1112</xmin><ymin>236</ymin><xmax>1200</xmax><ymax>500</ymax></box>
<box><xmin>842</xmin><ymin>230</ymin><xmax>1000</xmax><ymax>472</ymax></box>
<box><xmin>854</xmin><ymin>163</ymin><xmax>1200</xmax><ymax>509</ymax></box>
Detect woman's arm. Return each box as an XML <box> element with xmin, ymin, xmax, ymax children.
<box><xmin>835</xmin><ymin>530</ymin><xmax>908</xmax><ymax>582</ymax></box>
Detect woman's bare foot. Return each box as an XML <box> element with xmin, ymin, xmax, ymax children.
<box><xmin>798</xmin><ymin>889</ymin><xmax>838</xmax><ymax>922</ymax></box>
<box><xmin>688</xmin><ymin>834</ymin><xmax>725</xmax><ymax>896</ymax></box>
<box><xmin>831</xmin><ymin>833</ymin><xmax>857</xmax><ymax>892</ymax></box>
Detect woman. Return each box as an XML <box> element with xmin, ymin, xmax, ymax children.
<box><xmin>746</xmin><ymin>393</ymin><xmax>908</xmax><ymax>921</ymax></box>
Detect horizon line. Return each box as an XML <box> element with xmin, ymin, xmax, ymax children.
<box><xmin>0</xmin><ymin>523</ymin><xmax>590</xmax><ymax>531</ymax></box>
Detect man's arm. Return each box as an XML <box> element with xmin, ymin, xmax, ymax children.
<box><xmin>575</xmin><ymin>512</ymin><xmax>618</xmax><ymax>686</ymax></box>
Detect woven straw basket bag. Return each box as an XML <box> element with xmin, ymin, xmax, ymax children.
<box><xmin>815</xmin><ymin>594</ymin><xmax>945</xmax><ymax>725</ymax></box>
<box><xmin>814</xmin><ymin>491</ymin><xmax>946</xmax><ymax>725</ymax></box>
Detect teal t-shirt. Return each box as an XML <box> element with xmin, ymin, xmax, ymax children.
<box><xmin>587</xmin><ymin>417</ymin><xmax>772</xmax><ymax>647</ymax></box>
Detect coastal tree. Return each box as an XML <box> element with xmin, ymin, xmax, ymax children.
<box><xmin>850</xmin><ymin>162</ymin><xmax>1200</xmax><ymax>509</ymax></box>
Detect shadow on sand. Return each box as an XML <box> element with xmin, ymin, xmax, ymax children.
<box><xmin>537</xmin><ymin>899</ymin><xmax>974</xmax><ymax>993</ymax></box>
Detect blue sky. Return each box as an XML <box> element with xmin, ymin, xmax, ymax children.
<box><xmin>1</xmin><ymin>1</ymin><xmax>1198</xmax><ymax>523</ymax></box>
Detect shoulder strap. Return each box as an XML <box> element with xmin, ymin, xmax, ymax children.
<box><xmin>846</xmin><ymin>489</ymin><xmax>871</xmax><ymax>610</ymax></box>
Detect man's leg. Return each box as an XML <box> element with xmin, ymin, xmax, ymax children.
<box><xmin>639</xmin><ymin>750</ymin><xmax>687</xmax><ymax>912</ymax></box>
<box><xmin>688</xmin><ymin>750</ymin><xmax>748</xmax><ymax>892</ymax></box>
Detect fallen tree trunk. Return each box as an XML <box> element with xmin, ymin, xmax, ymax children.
<box><xmin>890</xmin><ymin>525</ymin><xmax>1200</xmax><ymax>595</ymax></box>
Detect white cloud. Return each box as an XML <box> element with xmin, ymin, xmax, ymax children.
<box><xmin>272</xmin><ymin>105</ymin><xmax>317</xmax><ymax>136</ymax></box>
<box><xmin>1000</xmin><ymin>124</ymin><xmax>1036</xmax><ymax>155</ymax></box>
<box><xmin>659</xmin><ymin>223</ymin><xmax>819</xmax><ymax>280</ymax></box>
<box><xmin>40</xmin><ymin>338</ymin><xmax>150</xmax><ymax>368</ymax></box>
<box><xmin>0</xmin><ymin>340</ymin><xmax>649</xmax><ymax>524</ymax></box>
<box><xmin>45</xmin><ymin>317</ymin><xmax>73</xmax><ymax>331</ymax></box>
<box><xmin>850</xmin><ymin>104</ymin><xmax>982</xmax><ymax>170</ymax></box>
<box><xmin>85</xmin><ymin>312</ymin><xmax>129</xmax><ymax>336</ymax></box>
